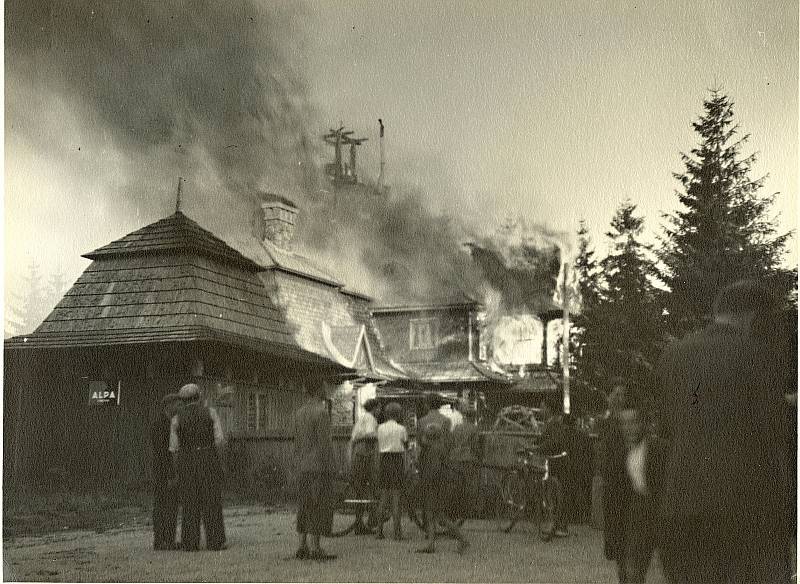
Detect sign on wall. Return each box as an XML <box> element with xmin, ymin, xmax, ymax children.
<box><xmin>88</xmin><ymin>380</ymin><xmax>121</xmax><ymax>406</ymax></box>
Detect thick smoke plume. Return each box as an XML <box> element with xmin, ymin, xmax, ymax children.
<box><xmin>6</xmin><ymin>0</ymin><xmax>564</xmax><ymax>314</ymax></box>
<box><xmin>299</xmin><ymin>180</ymin><xmax>491</xmax><ymax>304</ymax></box>
<box><xmin>7</xmin><ymin>0</ymin><xmax>319</xmax><ymax>236</ymax></box>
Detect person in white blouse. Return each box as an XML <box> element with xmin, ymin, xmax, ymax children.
<box><xmin>375</xmin><ymin>402</ymin><xmax>409</xmax><ymax>541</ymax></box>
<box><xmin>348</xmin><ymin>398</ymin><xmax>381</xmax><ymax>533</ymax></box>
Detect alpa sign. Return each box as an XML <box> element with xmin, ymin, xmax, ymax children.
<box><xmin>88</xmin><ymin>380</ymin><xmax>120</xmax><ymax>406</ymax></box>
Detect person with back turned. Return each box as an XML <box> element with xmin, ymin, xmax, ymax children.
<box><xmin>349</xmin><ymin>398</ymin><xmax>381</xmax><ymax>534</ymax></box>
<box><xmin>415</xmin><ymin>393</ymin><xmax>468</xmax><ymax>554</ymax></box>
<box><xmin>293</xmin><ymin>381</ymin><xmax>338</xmax><ymax>561</ymax></box>
<box><xmin>169</xmin><ymin>383</ymin><xmax>227</xmax><ymax>551</ymax></box>
<box><xmin>151</xmin><ymin>393</ymin><xmax>182</xmax><ymax>550</ymax></box>
<box><xmin>655</xmin><ymin>280</ymin><xmax>794</xmax><ymax>583</ymax></box>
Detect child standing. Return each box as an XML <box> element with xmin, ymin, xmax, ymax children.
<box><xmin>375</xmin><ymin>402</ymin><xmax>408</xmax><ymax>541</ymax></box>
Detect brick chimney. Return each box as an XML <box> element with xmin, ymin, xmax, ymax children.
<box><xmin>260</xmin><ymin>193</ymin><xmax>298</xmax><ymax>249</ymax></box>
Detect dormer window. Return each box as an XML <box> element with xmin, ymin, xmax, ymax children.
<box><xmin>409</xmin><ymin>317</ymin><xmax>438</xmax><ymax>350</ymax></box>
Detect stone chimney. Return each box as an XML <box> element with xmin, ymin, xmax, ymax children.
<box><xmin>260</xmin><ymin>193</ymin><xmax>298</xmax><ymax>249</ymax></box>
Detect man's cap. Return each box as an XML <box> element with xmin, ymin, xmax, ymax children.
<box><xmin>161</xmin><ymin>393</ymin><xmax>181</xmax><ymax>406</ymax></box>
<box><xmin>178</xmin><ymin>383</ymin><xmax>200</xmax><ymax>400</ymax></box>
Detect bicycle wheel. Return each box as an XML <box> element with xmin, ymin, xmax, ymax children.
<box><xmin>330</xmin><ymin>478</ymin><xmax>359</xmax><ymax>537</ymax></box>
<box><xmin>495</xmin><ymin>469</ymin><xmax>526</xmax><ymax>533</ymax></box>
<box><xmin>538</xmin><ymin>475</ymin><xmax>563</xmax><ymax>542</ymax></box>
<box><xmin>330</xmin><ymin>478</ymin><xmax>377</xmax><ymax>537</ymax></box>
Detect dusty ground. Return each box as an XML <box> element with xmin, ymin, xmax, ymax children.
<box><xmin>3</xmin><ymin>506</ymin><xmax>672</xmax><ymax>583</ymax></box>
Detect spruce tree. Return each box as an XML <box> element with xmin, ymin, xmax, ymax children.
<box><xmin>601</xmin><ymin>201</ymin><xmax>665</xmax><ymax>387</ymax></box>
<box><xmin>8</xmin><ymin>259</ymin><xmax>48</xmax><ymax>335</ymax></box>
<box><xmin>659</xmin><ymin>91</ymin><xmax>795</xmax><ymax>337</ymax></box>
<box><xmin>572</xmin><ymin>204</ymin><xmax>665</xmax><ymax>394</ymax></box>
<box><xmin>571</xmin><ymin>221</ymin><xmax>604</xmax><ymax>391</ymax></box>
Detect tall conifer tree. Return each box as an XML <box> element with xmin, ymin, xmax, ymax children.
<box><xmin>659</xmin><ymin>91</ymin><xmax>794</xmax><ymax>336</ymax></box>
<box><xmin>571</xmin><ymin>221</ymin><xmax>604</xmax><ymax>392</ymax></box>
<box><xmin>601</xmin><ymin>201</ymin><xmax>665</xmax><ymax>387</ymax></box>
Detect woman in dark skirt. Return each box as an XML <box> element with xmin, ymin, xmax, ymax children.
<box><xmin>375</xmin><ymin>402</ymin><xmax>409</xmax><ymax>540</ymax></box>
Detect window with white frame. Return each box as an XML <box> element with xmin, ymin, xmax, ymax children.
<box><xmin>409</xmin><ymin>317</ymin><xmax>438</xmax><ymax>350</ymax></box>
<box><xmin>246</xmin><ymin>392</ymin><xmax>269</xmax><ymax>432</ymax></box>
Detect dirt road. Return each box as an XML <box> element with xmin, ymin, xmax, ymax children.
<box><xmin>3</xmin><ymin>507</ymin><xmax>666</xmax><ymax>582</ymax></box>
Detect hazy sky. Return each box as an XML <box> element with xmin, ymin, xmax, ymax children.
<box><xmin>306</xmin><ymin>0</ymin><xmax>797</xmax><ymax>244</ymax></box>
<box><xmin>4</xmin><ymin>0</ymin><xmax>798</xmax><ymax>319</ymax></box>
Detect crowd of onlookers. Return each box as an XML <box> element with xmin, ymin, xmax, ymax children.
<box><xmin>152</xmin><ymin>279</ymin><xmax>796</xmax><ymax>584</ymax></box>
<box><xmin>594</xmin><ymin>279</ymin><xmax>796</xmax><ymax>583</ymax></box>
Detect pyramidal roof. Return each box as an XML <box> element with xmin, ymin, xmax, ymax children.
<box><xmin>84</xmin><ymin>211</ymin><xmax>263</xmax><ymax>272</ymax></box>
<box><xmin>5</xmin><ymin>212</ymin><xmax>342</xmax><ymax>365</ymax></box>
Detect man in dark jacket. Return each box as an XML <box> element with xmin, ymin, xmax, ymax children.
<box><xmin>537</xmin><ymin>401</ymin><xmax>570</xmax><ymax>537</ymax></box>
<box><xmin>293</xmin><ymin>381</ymin><xmax>338</xmax><ymax>561</ymax></box>
<box><xmin>151</xmin><ymin>393</ymin><xmax>182</xmax><ymax>550</ymax></box>
<box><xmin>169</xmin><ymin>383</ymin><xmax>226</xmax><ymax>551</ymax></box>
<box><xmin>655</xmin><ymin>280</ymin><xmax>793</xmax><ymax>583</ymax></box>
<box><xmin>447</xmin><ymin>405</ymin><xmax>481</xmax><ymax>521</ymax></box>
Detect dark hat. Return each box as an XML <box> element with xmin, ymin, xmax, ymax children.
<box><xmin>363</xmin><ymin>398</ymin><xmax>380</xmax><ymax>412</ymax></box>
<box><xmin>425</xmin><ymin>393</ymin><xmax>442</xmax><ymax>410</ymax></box>
<box><xmin>384</xmin><ymin>401</ymin><xmax>403</xmax><ymax>421</ymax></box>
<box><xmin>178</xmin><ymin>383</ymin><xmax>200</xmax><ymax>400</ymax></box>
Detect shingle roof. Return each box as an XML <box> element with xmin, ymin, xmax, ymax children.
<box><xmin>371</xmin><ymin>299</ymin><xmax>482</xmax><ymax>314</ymax></box>
<box><xmin>225</xmin><ymin>236</ymin><xmax>343</xmax><ymax>287</ymax></box>
<box><xmin>84</xmin><ymin>211</ymin><xmax>263</xmax><ymax>271</ymax></box>
<box><xmin>399</xmin><ymin>361</ymin><xmax>512</xmax><ymax>384</ymax></box>
<box><xmin>507</xmin><ymin>369</ymin><xmax>561</xmax><ymax>393</ymax></box>
<box><xmin>4</xmin><ymin>253</ymin><xmax>308</xmax><ymax>354</ymax></box>
<box><xmin>5</xmin><ymin>212</ymin><xmax>347</xmax><ymax>368</ymax></box>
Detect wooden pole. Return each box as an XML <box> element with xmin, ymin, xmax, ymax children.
<box><xmin>175</xmin><ymin>177</ymin><xmax>183</xmax><ymax>213</ymax></box>
<box><xmin>561</xmin><ymin>262</ymin><xmax>571</xmax><ymax>415</ymax></box>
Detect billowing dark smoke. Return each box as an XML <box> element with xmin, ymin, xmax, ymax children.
<box><xmin>6</xmin><ymin>0</ymin><xmax>320</xmax><ymax>234</ymax></box>
<box><xmin>299</xmin><ymin>180</ymin><xmax>490</xmax><ymax>304</ymax></box>
<box><xmin>6</xmin><ymin>0</ymin><xmax>560</xmax><ymax>312</ymax></box>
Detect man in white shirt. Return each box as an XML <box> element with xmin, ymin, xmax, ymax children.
<box><xmin>349</xmin><ymin>398</ymin><xmax>380</xmax><ymax>533</ymax></box>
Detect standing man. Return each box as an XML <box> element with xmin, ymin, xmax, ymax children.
<box><xmin>349</xmin><ymin>398</ymin><xmax>381</xmax><ymax>534</ymax></box>
<box><xmin>537</xmin><ymin>400</ymin><xmax>570</xmax><ymax>537</ymax></box>
<box><xmin>293</xmin><ymin>381</ymin><xmax>338</xmax><ymax>561</ymax></box>
<box><xmin>655</xmin><ymin>280</ymin><xmax>793</xmax><ymax>583</ymax></box>
<box><xmin>447</xmin><ymin>405</ymin><xmax>481</xmax><ymax>522</ymax></box>
<box><xmin>151</xmin><ymin>393</ymin><xmax>182</xmax><ymax>550</ymax></box>
<box><xmin>415</xmin><ymin>393</ymin><xmax>468</xmax><ymax>554</ymax></box>
<box><xmin>169</xmin><ymin>383</ymin><xmax>227</xmax><ymax>551</ymax></box>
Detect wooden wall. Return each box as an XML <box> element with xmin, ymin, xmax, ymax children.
<box><xmin>4</xmin><ymin>342</ymin><xmax>347</xmax><ymax>492</ymax></box>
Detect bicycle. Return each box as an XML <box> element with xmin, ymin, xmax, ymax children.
<box><xmin>330</xmin><ymin>473</ymin><xmax>378</xmax><ymax>537</ymax></box>
<box><xmin>495</xmin><ymin>445</ymin><xmax>567</xmax><ymax>541</ymax></box>
<box><xmin>330</xmin><ymin>452</ymin><xmax>426</xmax><ymax>537</ymax></box>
